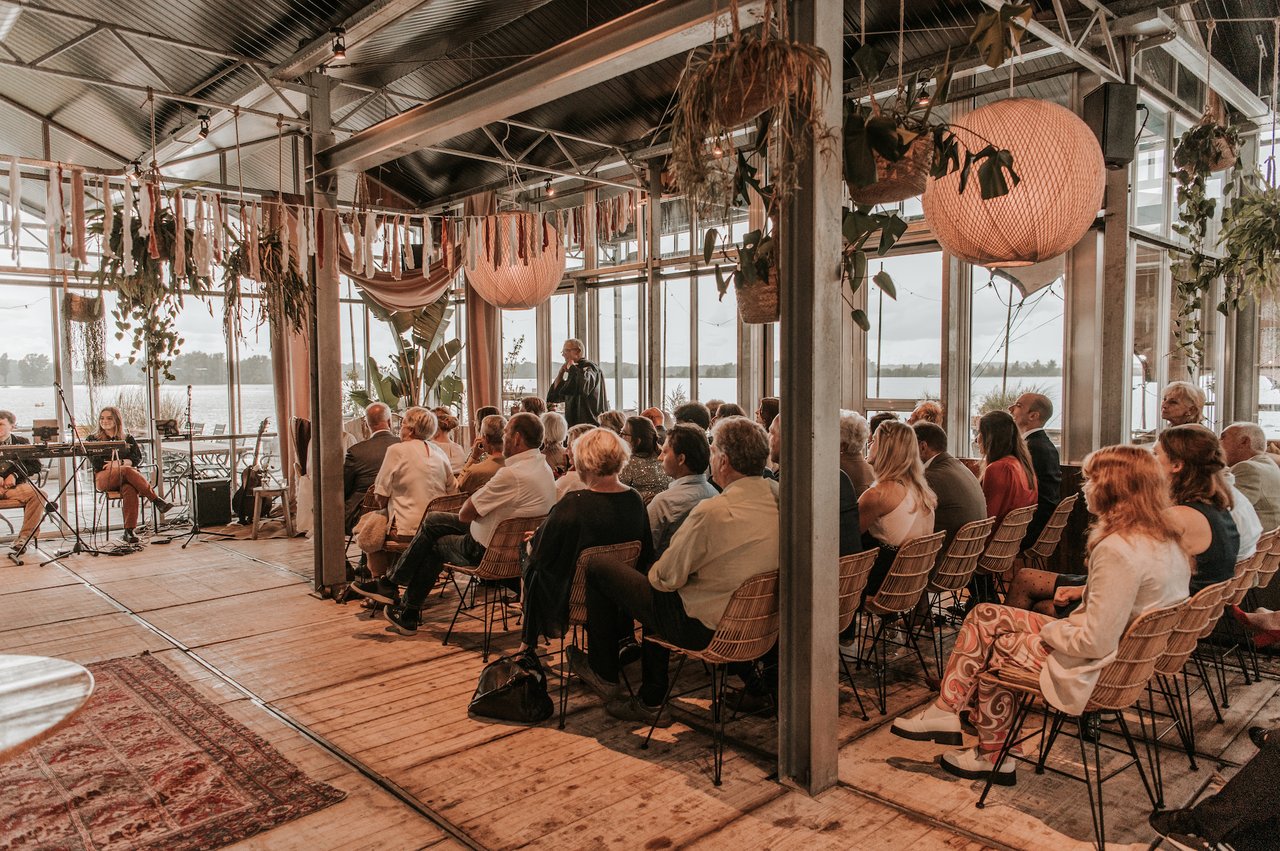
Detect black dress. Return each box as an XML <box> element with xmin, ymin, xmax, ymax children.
<box><xmin>520</xmin><ymin>488</ymin><xmax>654</xmax><ymax>643</ymax></box>
<box><xmin>1185</xmin><ymin>500</ymin><xmax>1240</xmax><ymax>592</ymax></box>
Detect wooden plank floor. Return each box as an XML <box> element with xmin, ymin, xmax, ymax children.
<box><xmin>1</xmin><ymin>533</ymin><xmax>1273</xmax><ymax>850</ymax></box>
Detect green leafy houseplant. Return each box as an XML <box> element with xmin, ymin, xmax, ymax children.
<box><xmin>347</xmin><ymin>291</ymin><xmax>463</xmax><ymax>412</ymax></box>
<box><xmin>88</xmin><ymin>205</ymin><xmax>214</xmax><ymax>381</ymax></box>
<box><xmin>223</xmin><ymin>228</ymin><xmax>311</xmax><ymax>336</ymax></box>
<box><xmin>1218</xmin><ymin>171</ymin><xmax>1280</xmax><ymax>309</ymax></box>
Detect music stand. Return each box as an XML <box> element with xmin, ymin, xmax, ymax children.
<box><xmin>157</xmin><ymin>386</ymin><xmax>234</xmax><ymax>548</ymax></box>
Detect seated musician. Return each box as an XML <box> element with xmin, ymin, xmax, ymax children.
<box><xmin>90</xmin><ymin>407</ymin><xmax>172</xmax><ymax>543</ymax></box>
<box><xmin>0</xmin><ymin>410</ymin><xmax>45</xmax><ymax>556</ymax></box>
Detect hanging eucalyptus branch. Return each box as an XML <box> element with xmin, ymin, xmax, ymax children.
<box><xmin>222</xmin><ymin>228</ymin><xmax>311</xmax><ymax>335</ymax></box>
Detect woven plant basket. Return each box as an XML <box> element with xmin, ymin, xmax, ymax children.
<box><xmin>737</xmin><ymin>266</ymin><xmax>779</xmax><ymax>324</ymax></box>
<box><xmin>703</xmin><ymin>52</ymin><xmax>797</xmax><ymax>128</ymax></box>
<box><xmin>849</xmin><ymin>136</ymin><xmax>933</xmax><ymax>207</ymax></box>
<box><xmin>65</xmin><ymin>292</ymin><xmax>104</xmax><ymax>323</ymax></box>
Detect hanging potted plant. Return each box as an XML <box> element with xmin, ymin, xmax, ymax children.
<box><xmin>223</xmin><ymin>226</ymin><xmax>311</xmax><ymax>335</ymax></box>
<box><xmin>1218</xmin><ymin>168</ymin><xmax>1280</xmax><ymax>309</ymax></box>
<box><xmin>669</xmin><ymin>0</ymin><xmax>831</xmax><ymax>217</ymax></box>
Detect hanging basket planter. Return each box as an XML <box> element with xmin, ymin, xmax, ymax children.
<box><xmin>922</xmin><ymin>98</ymin><xmax>1104</xmax><ymax>268</ymax></box>
<box><xmin>64</xmin><ymin>292</ymin><xmax>104</xmax><ymax>323</ymax></box>
<box><xmin>848</xmin><ymin>136</ymin><xmax>934</xmax><ymax>207</ymax></box>
<box><xmin>465</xmin><ymin>211</ymin><xmax>565</xmax><ymax>310</ymax></box>
<box><xmin>737</xmin><ymin>265</ymin><xmax>780</xmax><ymax>324</ymax></box>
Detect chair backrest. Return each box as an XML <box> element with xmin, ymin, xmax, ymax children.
<box><xmin>1156</xmin><ymin>579</ymin><xmax>1231</xmax><ymax>675</ymax></box>
<box><xmin>928</xmin><ymin>517</ymin><xmax>996</xmax><ymax>593</ymax></box>
<box><xmin>1252</xmin><ymin>528</ymin><xmax>1280</xmax><ymax>590</ymax></box>
<box><xmin>1024</xmin><ymin>493</ymin><xmax>1079</xmax><ymax>560</ymax></box>
<box><xmin>838</xmin><ymin>549</ymin><xmax>880</xmax><ymax>633</ymax></box>
<box><xmin>1086</xmin><ymin>600</ymin><xmax>1185</xmax><ymax>711</ymax></box>
<box><xmin>212</xmin><ymin>424</ymin><xmax>227</xmax><ymax>435</ymax></box>
<box><xmin>1225</xmin><ymin>550</ymin><xmax>1265</xmax><ymax>607</ymax></box>
<box><xmin>568</xmin><ymin>541</ymin><xmax>643</xmax><ymax>627</ymax></box>
<box><xmin>1198</xmin><ymin>565</ymin><xmax>1254</xmax><ymax>639</ymax></box>
<box><xmin>699</xmin><ymin>571</ymin><xmax>781</xmax><ymax>665</ymax></box>
<box><xmin>866</xmin><ymin>531</ymin><xmax>946</xmax><ymax>616</ymax></box>
<box><xmin>473</xmin><ymin>515</ymin><xmax>547</xmax><ymax>582</ymax></box>
<box><xmin>426</xmin><ymin>492</ymin><xmax>470</xmax><ymax>515</ymax></box>
<box><xmin>977</xmin><ymin>504</ymin><xmax>1037</xmax><ymax>575</ymax></box>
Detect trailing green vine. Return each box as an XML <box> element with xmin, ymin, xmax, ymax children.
<box><xmin>222</xmin><ymin>227</ymin><xmax>311</xmax><ymax>336</ymax></box>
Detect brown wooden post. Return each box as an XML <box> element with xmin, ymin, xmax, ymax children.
<box><xmin>777</xmin><ymin>0</ymin><xmax>842</xmax><ymax>795</ymax></box>
<box><xmin>306</xmin><ymin>73</ymin><xmax>346</xmax><ymax>590</ymax></box>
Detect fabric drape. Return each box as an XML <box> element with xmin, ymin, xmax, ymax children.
<box><xmin>464</xmin><ymin>191</ymin><xmax>501</xmax><ymax>415</ymax></box>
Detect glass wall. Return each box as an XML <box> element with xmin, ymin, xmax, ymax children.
<box><xmin>662</xmin><ymin>276</ymin><xmax>693</xmax><ymax>410</ymax></box>
<box><xmin>501</xmin><ymin>308</ymin><xmax>538</xmax><ymax>409</ymax></box>
<box><xmin>695</xmin><ymin>273</ymin><xmax>738</xmax><ymax>404</ymax></box>
<box><xmin>865</xmin><ymin>250</ymin><xmax>945</xmax><ymax>406</ymax></box>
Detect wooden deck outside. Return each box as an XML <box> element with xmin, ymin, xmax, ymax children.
<box><xmin>2</xmin><ymin>531</ymin><xmax>1276</xmax><ymax>850</ymax></box>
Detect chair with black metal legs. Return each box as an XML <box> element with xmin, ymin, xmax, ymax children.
<box><xmin>837</xmin><ymin>548</ymin><xmax>879</xmax><ymax>720</ymax></box>
<box><xmin>1143</xmin><ymin>578</ymin><xmax>1231</xmax><ymax>808</ymax></box>
<box><xmin>974</xmin><ymin>600</ymin><xmax>1185</xmax><ymax>851</ymax></box>
<box><xmin>973</xmin><ymin>504</ymin><xmax>1036</xmax><ymax>601</ymax></box>
<box><xmin>558</xmin><ymin>540</ymin><xmax>643</xmax><ymax>729</ymax></box>
<box><xmin>921</xmin><ymin>517</ymin><xmax>996</xmax><ymax>675</ymax></box>
<box><xmin>1196</xmin><ymin>552</ymin><xmax>1265</xmax><ymax>709</ymax></box>
<box><xmin>858</xmin><ymin>531</ymin><xmax>946</xmax><ymax>714</ymax></box>
<box><xmin>443</xmin><ymin>514</ymin><xmax>547</xmax><ymax>661</ymax></box>
<box><xmin>641</xmin><ymin>571</ymin><xmax>779</xmax><ymax>786</ymax></box>
<box><xmin>1019</xmin><ymin>493</ymin><xmax>1079</xmax><ymax>570</ymax></box>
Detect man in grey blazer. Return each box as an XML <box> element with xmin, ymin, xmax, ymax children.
<box><xmin>914</xmin><ymin>422</ymin><xmax>986</xmax><ymax>546</ymax></box>
<box><xmin>1222</xmin><ymin>422</ymin><xmax>1280</xmax><ymax>533</ymax></box>
<box><xmin>343</xmin><ymin>402</ymin><xmax>397</xmax><ymax>531</ymax></box>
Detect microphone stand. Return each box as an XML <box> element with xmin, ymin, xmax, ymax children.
<box><xmin>164</xmin><ymin>384</ymin><xmax>234</xmax><ymax>548</ymax></box>
<box><xmin>38</xmin><ymin>381</ymin><xmax>108</xmax><ymax>565</ymax></box>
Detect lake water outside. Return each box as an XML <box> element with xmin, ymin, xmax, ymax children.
<box><xmin>1</xmin><ymin>383</ymin><xmax>278</xmax><ymax>436</ymax></box>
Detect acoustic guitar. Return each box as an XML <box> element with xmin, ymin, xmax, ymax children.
<box><xmin>231</xmin><ymin>418</ymin><xmax>270</xmax><ymax>524</ymax></box>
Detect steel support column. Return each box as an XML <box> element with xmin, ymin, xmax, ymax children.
<box><xmin>777</xmin><ymin>0</ymin><xmax>842</xmax><ymax>796</ymax></box>
<box><xmin>307</xmin><ymin>73</ymin><xmax>346</xmax><ymax>590</ymax></box>
<box><xmin>646</xmin><ymin>161</ymin><xmax>663</xmax><ymax>408</ymax></box>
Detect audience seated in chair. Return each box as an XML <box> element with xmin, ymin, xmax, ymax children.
<box><xmin>518</xmin><ymin>427</ymin><xmax>654</xmax><ymax>652</ymax></box>
<box><xmin>566</xmin><ymin>416</ymin><xmax>779</xmax><ymax>725</ymax></box>
<box><xmin>555</xmin><ymin>424</ymin><xmax>595</xmax><ymax>501</ymax></box>
<box><xmin>839</xmin><ymin>410</ymin><xmax>875</xmax><ymax>497</ymax></box>
<box><xmin>365</xmin><ymin>407</ymin><xmax>458</xmax><ymax>578</ymax></box>
<box><xmin>343</xmin><ymin>403</ymin><xmax>397</xmax><ymax>533</ymax></box>
<box><xmin>540</xmin><ymin>411</ymin><xmax>569</xmax><ymax>478</ymax></box>
<box><xmin>1008</xmin><ymin>392</ymin><xmax>1061</xmax><ymax>546</ymax></box>
<box><xmin>429</xmin><ymin>407</ymin><xmax>469</xmax><ymax>474</ymax></box>
<box><xmin>1162</xmin><ymin>380</ymin><xmax>1205</xmax><ymax>428</ymax></box>
<box><xmin>907</xmin><ymin>400</ymin><xmax>944</xmax><ymax>427</ymax></box>
<box><xmin>914</xmin><ymin>422</ymin><xmax>986</xmax><ymax>549</ymax></box>
<box><xmin>89</xmin><ymin>406</ymin><xmax>172</xmax><ymax>543</ymax></box>
<box><xmin>456</xmin><ymin>415</ymin><xmax>506</xmax><ymax>495</ymax></box>
<box><xmin>890</xmin><ymin>444</ymin><xmax>1189</xmax><ymax>786</ymax></box>
<box><xmin>646</xmin><ymin>423</ymin><xmax>717</xmax><ymax>557</ymax></box>
<box><xmin>0</xmin><ymin>410</ymin><xmax>46</xmax><ymax>556</ymax></box>
<box><xmin>353</xmin><ymin>412</ymin><xmax>556</xmax><ymax>636</ymax></box>
<box><xmin>597</xmin><ymin>410</ymin><xmax>625</xmax><ymax>434</ymax></box>
<box><xmin>618</xmin><ymin>416</ymin><xmax>671</xmax><ymax>504</ymax></box>
<box><xmin>1221</xmin><ymin>421</ymin><xmax>1277</xmax><ymax>536</ymax></box>
<box><xmin>673</xmin><ymin>401</ymin><xmax>712</xmax><ymax>431</ymax></box>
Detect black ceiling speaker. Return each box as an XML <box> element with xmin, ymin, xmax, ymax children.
<box><xmin>1083</xmin><ymin>83</ymin><xmax>1139</xmax><ymax>170</ymax></box>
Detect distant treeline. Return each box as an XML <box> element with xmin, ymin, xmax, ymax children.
<box><xmin>502</xmin><ymin>359</ymin><xmax>1063</xmax><ymax>379</ymax></box>
<box><xmin>0</xmin><ymin>351</ymin><xmax>279</xmax><ymax>386</ymax></box>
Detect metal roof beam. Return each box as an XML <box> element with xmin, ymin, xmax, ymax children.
<box><xmin>272</xmin><ymin>0</ymin><xmax>440</xmax><ymax>81</ymax></box>
<box><xmin>0</xmin><ymin>91</ymin><xmax>130</xmax><ymax>164</ymax></box>
<box><xmin>975</xmin><ymin>0</ymin><xmax>1124</xmax><ymax>83</ymax></box>
<box><xmin>316</xmin><ymin>0</ymin><xmax>766</xmax><ymax>176</ymax></box>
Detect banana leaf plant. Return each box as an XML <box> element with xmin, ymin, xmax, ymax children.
<box><xmin>347</xmin><ymin>290</ymin><xmax>464</xmax><ymax>412</ymax></box>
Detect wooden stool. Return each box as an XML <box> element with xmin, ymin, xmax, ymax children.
<box><xmin>251</xmin><ymin>486</ymin><xmax>294</xmax><ymax>539</ymax></box>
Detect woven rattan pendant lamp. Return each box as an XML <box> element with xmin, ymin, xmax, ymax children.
<box><xmin>922</xmin><ymin>98</ymin><xmax>1105</xmax><ymax>268</ymax></box>
<box><xmin>465</xmin><ymin>211</ymin><xmax>565</xmax><ymax>309</ymax></box>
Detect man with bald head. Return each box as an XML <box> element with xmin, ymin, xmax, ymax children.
<box><xmin>1008</xmin><ymin>392</ymin><xmax>1061</xmax><ymax>546</ymax></box>
<box><xmin>1222</xmin><ymin>422</ymin><xmax>1280</xmax><ymax>533</ymax></box>
<box><xmin>343</xmin><ymin>402</ymin><xmax>397</xmax><ymax>531</ymax></box>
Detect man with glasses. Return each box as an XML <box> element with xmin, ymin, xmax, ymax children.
<box><xmin>546</xmin><ymin>338</ymin><xmax>608</xmax><ymax>427</ymax></box>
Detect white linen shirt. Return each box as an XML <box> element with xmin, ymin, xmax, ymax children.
<box><xmin>374</xmin><ymin>440</ymin><xmax>457</xmax><ymax>533</ymax></box>
<box><xmin>468</xmin><ymin>447</ymin><xmax>557</xmax><ymax>547</ymax></box>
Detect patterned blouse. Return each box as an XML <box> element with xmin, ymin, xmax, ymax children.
<box><xmin>619</xmin><ymin>453</ymin><xmax>672</xmax><ymax>504</ymax></box>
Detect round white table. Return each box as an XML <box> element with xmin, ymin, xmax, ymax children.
<box><xmin>0</xmin><ymin>654</ymin><xmax>95</xmax><ymax>761</ymax></box>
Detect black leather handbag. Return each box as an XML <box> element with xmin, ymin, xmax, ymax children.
<box><xmin>468</xmin><ymin>652</ymin><xmax>554</xmax><ymax>723</ymax></box>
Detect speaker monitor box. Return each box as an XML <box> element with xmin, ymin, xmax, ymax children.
<box><xmin>1084</xmin><ymin>82</ymin><xmax>1138</xmax><ymax>169</ymax></box>
<box><xmin>194</xmin><ymin>479</ymin><xmax>232</xmax><ymax>527</ymax></box>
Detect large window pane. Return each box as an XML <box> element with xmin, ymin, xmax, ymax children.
<box><xmin>501</xmin><ymin>308</ymin><xmax>538</xmax><ymax>410</ymax></box>
<box><xmin>867</xmin><ymin>251</ymin><xmax>944</xmax><ymax>402</ymax></box>
<box><xmin>0</xmin><ymin>284</ymin><xmax>55</xmax><ymax>433</ymax></box>
<box><xmin>662</xmin><ymin>277</ymin><xmax>693</xmax><ymax>410</ymax></box>
<box><xmin>1133</xmin><ymin>245</ymin><xmax>1163</xmax><ymax>436</ymax></box>
<box><xmin>1133</xmin><ymin>103</ymin><xmax>1169</xmax><ymax>236</ymax></box>
<box><xmin>696</xmin><ymin>274</ymin><xmax>737</xmax><ymax>404</ymax></box>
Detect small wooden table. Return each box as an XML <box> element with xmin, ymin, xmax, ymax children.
<box><xmin>0</xmin><ymin>654</ymin><xmax>95</xmax><ymax>761</ymax></box>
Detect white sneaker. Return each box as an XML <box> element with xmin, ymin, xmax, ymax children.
<box><xmin>890</xmin><ymin>704</ymin><xmax>964</xmax><ymax>745</ymax></box>
<box><xmin>938</xmin><ymin>747</ymin><xmax>1017</xmax><ymax>786</ymax></box>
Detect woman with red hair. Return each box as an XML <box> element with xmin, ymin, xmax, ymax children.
<box><xmin>890</xmin><ymin>445</ymin><xmax>1188</xmax><ymax>786</ymax></box>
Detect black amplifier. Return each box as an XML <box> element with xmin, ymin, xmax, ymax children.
<box><xmin>194</xmin><ymin>479</ymin><xmax>232</xmax><ymax>527</ymax></box>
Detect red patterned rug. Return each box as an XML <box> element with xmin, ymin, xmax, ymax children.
<box><xmin>0</xmin><ymin>654</ymin><xmax>345</xmax><ymax>850</ymax></box>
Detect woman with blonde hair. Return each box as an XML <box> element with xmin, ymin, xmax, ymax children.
<box><xmin>429</xmin><ymin>407</ymin><xmax>468</xmax><ymax>474</ymax></box>
<box><xmin>891</xmin><ymin>444</ymin><xmax>1188</xmax><ymax>785</ymax></box>
<box><xmin>855</xmin><ymin>420</ymin><xmax>938</xmax><ymax>599</ymax></box>
<box><xmin>540</xmin><ymin>411</ymin><xmax>570</xmax><ymax>477</ymax></box>
<box><xmin>90</xmin><ymin>406</ymin><xmax>172</xmax><ymax>543</ymax></box>
<box><xmin>519</xmin><ymin>427</ymin><xmax>653</xmax><ymax>650</ymax></box>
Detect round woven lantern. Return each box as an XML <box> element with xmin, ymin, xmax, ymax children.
<box><xmin>922</xmin><ymin>98</ymin><xmax>1105</xmax><ymax>268</ymax></box>
<box><xmin>465</xmin><ymin>211</ymin><xmax>566</xmax><ymax>309</ymax></box>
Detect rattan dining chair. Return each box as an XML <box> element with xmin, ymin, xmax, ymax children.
<box><xmin>838</xmin><ymin>549</ymin><xmax>879</xmax><ymax>721</ymax></box>
<box><xmin>859</xmin><ymin>531</ymin><xmax>946</xmax><ymax>714</ymax></box>
<box><xmin>974</xmin><ymin>504</ymin><xmax>1036</xmax><ymax>600</ymax></box>
<box><xmin>1244</xmin><ymin>528</ymin><xmax>1280</xmax><ymax>607</ymax></box>
<box><xmin>558</xmin><ymin>540</ymin><xmax>643</xmax><ymax>729</ymax></box>
<box><xmin>922</xmin><ymin>517</ymin><xmax>996</xmax><ymax>675</ymax></box>
<box><xmin>974</xmin><ymin>600</ymin><xmax>1185</xmax><ymax>851</ymax></box>
<box><xmin>1144</xmin><ymin>578</ymin><xmax>1232</xmax><ymax>807</ymax></box>
<box><xmin>424</xmin><ymin>492</ymin><xmax>473</xmax><ymax>600</ymax></box>
<box><xmin>443</xmin><ymin>514</ymin><xmax>547</xmax><ymax>661</ymax></box>
<box><xmin>641</xmin><ymin>570</ymin><xmax>780</xmax><ymax>786</ymax></box>
<box><xmin>1020</xmin><ymin>493</ymin><xmax>1079</xmax><ymax>570</ymax></box>
<box><xmin>1198</xmin><ymin>551</ymin><xmax>1267</xmax><ymax>707</ymax></box>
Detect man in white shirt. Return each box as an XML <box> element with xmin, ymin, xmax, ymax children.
<box><xmin>567</xmin><ymin>416</ymin><xmax>778</xmax><ymax>724</ymax></box>
<box><xmin>645</xmin><ymin>423</ymin><xmax>717</xmax><ymax>554</ymax></box>
<box><xmin>354</xmin><ymin>413</ymin><xmax>556</xmax><ymax>635</ymax></box>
